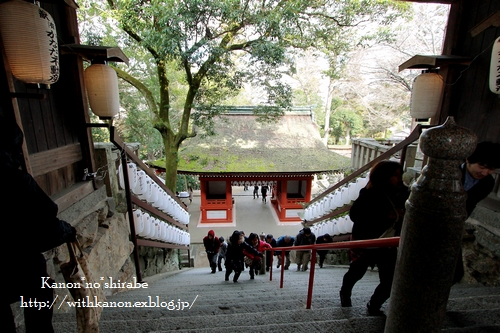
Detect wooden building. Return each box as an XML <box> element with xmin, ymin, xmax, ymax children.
<box><xmin>151</xmin><ymin>107</ymin><xmax>350</xmax><ymax>223</ymax></box>
<box><xmin>400</xmin><ymin>0</ymin><xmax>500</xmax><ymax>143</ymax></box>
<box><xmin>0</xmin><ymin>0</ymin><xmax>100</xmax><ymax>210</ymax></box>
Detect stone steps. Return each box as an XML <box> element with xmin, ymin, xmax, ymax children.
<box><xmin>52</xmin><ymin>267</ymin><xmax>500</xmax><ymax>333</ymax></box>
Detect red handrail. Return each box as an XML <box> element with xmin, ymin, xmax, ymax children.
<box><xmin>267</xmin><ymin>237</ymin><xmax>400</xmax><ymax>309</ymax></box>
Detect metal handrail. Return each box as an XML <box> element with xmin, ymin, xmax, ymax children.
<box><xmin>304</xmin><ymin>124</ymin><xmax>432</xmax><ymax>225</ymax></box>
<box><xmin>266</xmin><ymin>237</ymin><xmax>400</xmax><ymax>309</ymax></box>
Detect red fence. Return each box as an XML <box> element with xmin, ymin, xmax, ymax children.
<box><xmin>266</xmin><ymin>237</ymin><xmax>400</xmax><ymax>309</ymax></box>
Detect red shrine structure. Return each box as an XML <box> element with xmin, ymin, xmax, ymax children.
<box><xmin>152</xmin><ymin>107</ymin><xmax>349</xmax><ymax>223</ymax></box>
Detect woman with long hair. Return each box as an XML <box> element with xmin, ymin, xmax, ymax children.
<box><xmin>339</xmin><ymin>160</ymin><xmax>409</xmax><ymax>316</ymax></box>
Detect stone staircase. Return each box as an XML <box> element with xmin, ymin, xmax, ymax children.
<box><xmin>52</xmin><ymin>266</ymin><xmax>500</xmax><ymax>333</ymax></box>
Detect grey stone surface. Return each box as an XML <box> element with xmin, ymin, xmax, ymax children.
<box><xmin>52</xmin><ymin>266</ymin><xmax>500</xmax><ymax>333</ymax></box>
<box><xmin>57</xmin><ymin>185</ymin><xmax>108</xmax><ymax>224</ymax></box>
<box><xmin>386</xmin><ymin>117</ymin><xmax>477</xmax><ymax>333</ymax></box>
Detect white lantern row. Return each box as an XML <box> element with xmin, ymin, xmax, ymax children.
<box><xmin>131</xmin><ymin>209</ymin><xmax>190</xmax><ymax>246</ymax></box>
<box><xmin>304</xmin><ymin>176</ymin><xmax>369</xmax><ymax>221</ymax></box>
<box><xmin>310</xmin><ymin>215</ymin><xmax>354</xmax><ymax>237</ymax></box>
<box><xmin>119</xmin><ymin>163</ymin><xmax>190</xmax><ymax>225</ymax></box>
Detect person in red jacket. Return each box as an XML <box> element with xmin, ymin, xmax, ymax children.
<box><xmin>203</xmin><ymin>230</ymin><xmax>221</xmax><ymax>273</ymax></box>
<box><xmin>243</xmin><ymin>233</ymin><xmax>272</xmax><ymax>279</ymax></box>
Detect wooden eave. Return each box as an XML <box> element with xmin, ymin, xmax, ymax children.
<box><xmin>398</xmin><ymin>55</ymin><xmax>471</xmax><ymax>72</ymax></box>
<box><xmin>60</xmin><ymin>44</ymin><xmax>130</xmax><ymax>65</ymax></box>
<box><xmin>177</xmin><ymin>171</ymin><xmax>327</xmax><ymax>178</ymax></box>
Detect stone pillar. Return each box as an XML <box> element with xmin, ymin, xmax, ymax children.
<box><xmin>385</xmin><ymin>117</ymin><xmax>476</xmax><ymax>333</ymax></box>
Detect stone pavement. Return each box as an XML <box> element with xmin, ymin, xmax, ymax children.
<box><xmin>53</xmin><ymin>265</ymin><xmax>500</xmax><ymax>332</ymax></box>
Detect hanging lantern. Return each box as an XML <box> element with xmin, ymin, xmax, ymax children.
<box><xmin>410</xmin><ymin>72</ymin><xmax>444</xmax><ymax>121</ymax></box>
<box><xmin>84</xmin><ymin>63</ymin><xmax>120</xmax><ymax>119</ymax></box>
<box><xmin>0</xmin><ymin>0</ymin><xmax>60</xmax><ymax>85</ymax></box>
<box><xmin>489</xmin><ymin>36</ymin><xmax>500</xmax><ymax>94</ymax></box>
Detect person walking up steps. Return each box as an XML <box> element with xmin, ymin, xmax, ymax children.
<box><xmin>261</xmin><ymin>185</ymin><xmax>268</xmax><ymax>203</ymax></box>
<box><xmin>225</xmin><ymin>231</ymin><xmax>263</xmax><ymax>283</ymax></box>
<box><xmin>339</xmin><ymin>160</ymin><xmax>409</xmax><ymax>317</ymax></box>
<box><xmin>253</xmin><ymin>185</ymin><xmax>259</xmax><ymax>199</ymax></box>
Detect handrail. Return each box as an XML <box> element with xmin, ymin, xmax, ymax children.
<box><xmin>305</xmin><ymin>124</ymin><xmax>432</xmax><ymax>225</ymax></box>
<box><xmin>266</xmin><ymin>237</ymin><xmax>400</xmax><ymax>309</ymax></box>
<box><xmin>110</xmin><ymin>126</ymin><xmax>190</xmax><ymax>282</ymax></box>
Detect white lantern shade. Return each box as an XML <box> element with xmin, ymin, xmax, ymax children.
<box><xmin>0</xmin><ymin>0</ymin><xmax>60</xmax><ymax>84</ymax></box>
<box><xmin>139</xmin><ymin>214</ymin><xmax>151</xmax><ymax>237</ymax></box>
<box><xmin>84</xmin><ymin>64</ymin><xmax>120</xmax><ymax>119</ymax></box>
<box><xmin>133</xmin><ymin>210</ymin><xmax>144</xmax><ymax>235</ymax></box>
<box><xmin>410</xmin><ymin>72</ymin><xmax>444</xmax><ymax>120</ymax></box>
<box><xmin>489</xmin><ymin>37</ymin><xmax>500</xmax><ymax>94</ymax></box>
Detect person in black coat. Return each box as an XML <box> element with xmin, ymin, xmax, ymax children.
<box><xmin>294</xmin><ymin>227</ymin><xmax>316</xmax><ymax>271</ymax></box>
<box><xmin>225</xmin><ymin>231</ymin><xmax>263</xmax><ymax>282</ymax></box>
<box><xmin>203</xmin><ymin>230</ymin><xmax>221</xmax><ymax>273</ymax></box>
<box><xmin>316</xmin><ymin>233</ymin><xmax>333</xmax><ymax>268</ymax></box>
<box><xmin>0</xmin><ymin>120</ymin><xmax>76</xmax><ymax>333</ymax></box>
<box><xmin>339</xmin><ymin>160</ymin><xmax>409</xmax><ymax>316</ymax></box>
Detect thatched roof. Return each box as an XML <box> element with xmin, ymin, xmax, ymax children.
<box><xmin>152</xmin><ymin>110</ymin><xmax>350</xmax><ymax>175</ymax></box>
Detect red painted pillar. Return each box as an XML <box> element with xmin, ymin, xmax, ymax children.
<box><xmin>280</xmin><ymin>181</ymin><xmax>287</xmax><ymax>220</ymax></box>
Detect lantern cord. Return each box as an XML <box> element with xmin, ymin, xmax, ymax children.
<box><xmin>445</xmin><ymin>38</ymin><xmax>497</xmax><ymax>87</ymax></box>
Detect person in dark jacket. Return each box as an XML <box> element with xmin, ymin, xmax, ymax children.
<box><xmin>275</xmin><ymin>235</ymin><xmax>295</xmax><ymax>269</ymax></box>
<box><xmin>454</xmin><ymin>142</ymin><xmax>500</xmax><ymax>283</ymax></box>
<box><xmin>316</xmin><ymin>233</ymin><xmax>333</xmax><ymax>268</ymax></box>
<box><xmin>294</xmin><ymin>227</ymin><xmax>316</xmax><ymax>271</ymax></box>
<box><xmin>217</xmin><ymin>236</ymin><xmax>228</xmax><ymax>271</ymax></box>
<box><xmin>339</xmin><ymin>160</ymin><xmax>409</xmax><ymax>316</ymax></box>
<box><xmin>203</xmin><ymin>230</ymin><xmax>221</xmax><ymax>273</ymax></box>
<box><xmin>0</xmin><ymin>120</ymin><xmax>76</xmax><ymax>333</ymax></box>
<box><xmin>225</xmin><ymin>231</ymin><xmax>263</xmax><ymax>282</ymax></box>
<box><xmin>261</xmin><ymin>185</ymin><xmax>269</xmax><ymax>203</ymax></box>
<box><xmin>265</xmin><ymin>234</ymin><xmax>277</xmax><ymax>271</ymax></box>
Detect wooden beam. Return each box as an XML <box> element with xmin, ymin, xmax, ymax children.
<box><xmin>398</xmin><ymin>55</ymin><xmax>470</xmax><ymax>72</ymax></box>
<box><xmin>60</xmin><ymin>44</ymin><xmax>129</xmax><ymax>65</ymax></box>
<box><xmin>52</xmin><ymin>181</ymin><xmax>95</xmax><ymax>213</ymax></box>
<box><xmin>470</xmin><ymin>10</ymin><xmax>500</xmax><ymax>37</ymax></box>
<box><xmin>30</xmin><ymin>143</ymin><xmax>82</xmax><ymax>177</ymax></box>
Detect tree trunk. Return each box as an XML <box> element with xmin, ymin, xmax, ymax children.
<box><xmin>323</xmin><ymin>78</ymin><xmax>334</xmax><ymax>146</ymax></box>
<box><xmin>345</xmin><ymin>127</ymin><xmax>351</xmax><ymax>146</ymax></box>
<box><xmin>162</xmin><ymin>137</ymin><xmax>180</xmax><ymax>191</ymax></box>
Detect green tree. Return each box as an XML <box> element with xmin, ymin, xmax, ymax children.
<box><xmin>330</xmin><ymin>106</ymin><xmax>363</xmax><ymax>145</ymax></box>
<box><xmin>82</xmin><ymin>0</ymin><xmax>408</xmax><ymax>189</ymax></box>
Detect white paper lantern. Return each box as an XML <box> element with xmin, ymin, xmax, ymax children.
<box><xmin>133</xmin><ymin>210</ymin><xmax>144</xmax><ymax>235</ymax></box>
<box><xmin>410</xmin><ymin>72</ymin><xmax>444</xmax><ymax>121</ymax></box>
<box><xmin>0</xmin><ymin>0</ymin><xmax>60</xmax><ymax>84</ymax></box>
<box><xmin>84</xmin><ymin>64</ymin><xmax>120</xmax><ymax>119</ymax></box>
<box><xmin>139</xmin><ymin>214</ymin><xmax>151</xmax><ymax>237</ymax></box>
<box><xmin>489</xmin><ymin>37</ymin><xmax>500</xmax><ymax>94</ymax></box>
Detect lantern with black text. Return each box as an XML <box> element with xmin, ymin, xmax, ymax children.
<box><xmin>0</xmin><ymin>0</ymin><xmax>60</xmax><ymax>85</ymax></box>
<box><xmin>410</xmin><ymin>72</ymin><xmax>444</xmax><ymax>121</ymax></box>
<box><xmin>489</xmin><ymin>36</ymin><xmax>500</xmax><ymax>94</ymax></box>
<box><xmin>84</xmin><ymin>64</ymin><xmax>120</xmax><ymax>119</ymax></box>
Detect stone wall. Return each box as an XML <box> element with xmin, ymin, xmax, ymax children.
<box><xmin>11</xmin><ymin>143</ymin><xmax>181</xmax><ymax>325</ymax></box>
<box><xmin>462</xmin><ymin>202</ymin><xmax>500</xmax><ymax>286</ymax></box>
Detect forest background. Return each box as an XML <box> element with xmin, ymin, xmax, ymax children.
<box><xmin>78</xmin><ymin>1</ymin><xmax>449</xmax><ymax>190</ymax></box>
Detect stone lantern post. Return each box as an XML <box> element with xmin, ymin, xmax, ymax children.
<box><xmin>385</xmin><ymin>117</ymin><xmax>476</xmax><ymax>333</ymax></box>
